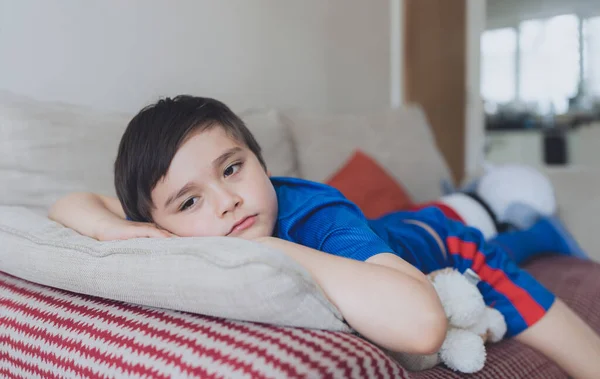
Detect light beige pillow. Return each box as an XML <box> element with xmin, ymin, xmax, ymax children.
<box><xmin>0</xmin><ymin>92</ymin><xmax>300</xmax><ymax>214</ymax></box>
<box><xmin>239</xmin><ymin>108</ymin><xmax>300</xmax><ymax>178</ymax></box>
<box><xmin>0</xmin><ymin>90</ymin><xmax>129</xmax><ymax>212</ymax></box>
<box><xmin>283</xmin><ymin>106</ymin><xmax>453</xmax><ymax>203</ymax></box>
<box><xmin>0</xmin><ymin>206</ymin><xmax>350</xmax><ymax>332</ymax></box>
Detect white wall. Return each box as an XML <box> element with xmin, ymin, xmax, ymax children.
<box><xmin>465</xmin><ymin>0</ymin><xmax>486</xmax><ymax>177</ymax></box>
<box><xmin>0</xmin><ymin>0</ymin><xmax>487</xmax><ymax>175</ymax></box>
<box><xmin>390</xmin><ymin>0</ymin><xmax>403</xmax><ymax>108</ymax></box>
<box><xmin>0</xmin><ymin>0</ymin><xmax>391</xmax><ymax>113</ymax></box>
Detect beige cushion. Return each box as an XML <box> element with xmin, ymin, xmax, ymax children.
<box><xmin>284</xmin><ymin>105</ymin><xmax>453</xmax><ymax>203</ymax></box>
<box><xmin>0</xmin><ymin>92</ymin><xmax>298</xmax><ymax>213</ymax></box>
<box><xmin>238</xmin><ymin>108</ymin><xmax>300</xmax><ymax>177</ymax></box>
<box><xmin>0</xmin><ymin>91</ymin><xmax>129</xmax><ymax>212</ymax></box>
<box><xmin>0</xmin><ymin>206</ymin><xmax>350</xmax><ymax>331</ymax></box>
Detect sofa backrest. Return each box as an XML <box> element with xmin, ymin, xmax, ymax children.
<box><xmin>0</xmin><ymin>91</ymin><xmax>129</xmax><ymax>212</ymax></box>
<box><xmin>282</xmin><ymin>106</ymin><xmax>453</xmax><ymax>203</ymax></box>
<box><xmin>0</xmin><ymin>92</ymin><xmax>300</xmax><ymax>212</ymax></box>
<box><xmin>0</xmin><ymin>90</ymin><xmax>451</xmax><ymax>212</ymax></box>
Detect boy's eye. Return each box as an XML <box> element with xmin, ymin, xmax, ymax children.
<box><xmin>224</xmin><ymin>162</ymin><xmax>242</xmax><ymax>177</ymax></box>
<box><xmin>179</xmin><ymin>197</ymin><xmax>198</xmax><ymax>212</ymax></box>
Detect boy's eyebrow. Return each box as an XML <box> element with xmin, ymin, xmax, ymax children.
<box><xmin>212</xmin><ymin>147</ymin><xmax>243</xmax><ymax>170</ymax></box>
<box><xmin>163</xmin><ymin>147</ymin><xmax>243</xmax><ymax>209</ymax></box>
<box><xmin>164</xmin><ymin>182</ymin><xmax>196</xmax><ymax>209</ymax></box>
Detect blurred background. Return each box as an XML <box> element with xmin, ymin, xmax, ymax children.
<box><xmin>483</xmin><ymin>0</ymin><xmax>600</xmax><ymax>170</ymax></box>
<box><xmin>1</xmin><ymin>0</ymin><xmax>599</xmax><ymax>182</ymax></box>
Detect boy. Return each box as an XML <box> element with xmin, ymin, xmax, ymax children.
<box><xmin>50</xmin><ymin>95</ymin><xmax>600</xmax><ymax>378</ymax></box>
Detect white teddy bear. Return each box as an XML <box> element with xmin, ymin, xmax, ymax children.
<box><xmin>387</xmin><ymin>268</ymin><xmax>507</xmax><ymax>373</ymax></box>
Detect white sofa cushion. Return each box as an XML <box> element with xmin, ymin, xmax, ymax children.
<box><xmin>0</xmin><ymin>91</ymin><xmax>299</xmax><ymax>212</ymax></box>
<box><xmin>0</xmin><ymin>91</ymin><xmax>129</xmax><ymax>212</ymax></box>
<box><xmin>238</xmin><ymin>108</ymin><xmax>300</xmax><ymax>178</ymax></box>
<box><xmin>284</xmin><ymin>105</ymin><xmax>453</xmax><ymax>203</ymax></box>
<box><xmin>0</xmin><ymin>206</ymin><xmax>350</xmax><ymax>331</ymax></box>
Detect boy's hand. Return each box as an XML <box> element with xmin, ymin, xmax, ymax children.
<box><xmin>93</xmin><ymin>216</ymin><xmax>175</xmax><ymax>241</ymax></box>
<box><xmin>49</xmin><ymin>192</ymin><xmax>176</xmax><ymax>241</ymax></box>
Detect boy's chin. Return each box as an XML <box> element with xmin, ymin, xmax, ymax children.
<box><xmin>231</xmin><ymin>226</ymin><xmax>273</xmax><ymax>241</ymax></box>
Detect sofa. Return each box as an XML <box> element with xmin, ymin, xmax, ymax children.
<box><xmin>1</xmin><ymin>90</ymin><xmax>599</xmax><ymax>378</ymax></box>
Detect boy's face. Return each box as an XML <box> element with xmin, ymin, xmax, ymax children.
<box><xmin>150</xmin><ymin>127</ymin><xmax>278</xmax><ymax>239</ymax></box>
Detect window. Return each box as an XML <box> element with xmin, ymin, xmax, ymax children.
<box><xmin>481</xmin><ymin>13</ymin><xmax>600</xmax><ymax>115</ymax></box>
<box><xmin>481</xmin><ymin>28</ymin><xmax>517</xmax><ymax>105</ymax></box>
<box><xmin>519</xmin><ymin>14</ymin><xmax>580</xmax><ymax>114</ymax></box>
<box><xmin>583</xmin><ymin>16</ymin><xmax>600</xmax><ymax>99</ymax></box>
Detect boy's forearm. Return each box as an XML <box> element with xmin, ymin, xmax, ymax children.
<box><xmin>48</xmin><ymin>193</ymin><xmax>121</xmax><ymax>239</ymax></box>
<box><xmin>366</xmin><ymin>252</ymin><xmax>433</xmax><ymax>285</ymax></box>
<box><xmin>255</xmin><ymin>236</ymin><xmax>447</xmax><ymax>354</ymax></box>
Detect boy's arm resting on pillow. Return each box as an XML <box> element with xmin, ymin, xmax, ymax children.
<box><xmin>255</xmin><ymin>236</ymin><xmax>447</xmax><ymax>355</ymax></box>
<box><xmin>48</xmin><ymin>193</ymin><xmax>172</xmax><ymax>241</ymax></box>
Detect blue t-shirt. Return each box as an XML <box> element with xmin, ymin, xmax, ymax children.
<box><xmin>272</xmin><ymin>179</ymin><xmax>556</xmax><ymax>339</ymax></box>
<box><xmin>127</xmin><ymin>176</ymin><xmax>452</xmax><ymax>271</ymax></box>
<box><xmin>272</xmin><ymin>176</ymin><xmax>449</xmax><ymax>271</ymax></box>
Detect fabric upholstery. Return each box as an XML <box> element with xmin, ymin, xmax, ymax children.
<box><xmin>412</xmin><ymin>255</ymin><xmax>599</xmax><ymax>378</ymax></box>
<box><xmin>0</xmin><ymin>91</ymin><xmax>299</xmax><ymax>213</ymax></box>
<box><xmin>0</xmin><ymin>206</ymin><xmax>349</xmax><ymax>332</ymax></box>
<box><xmin>0</xmin><ymin>90</ymin><xmax>129</xmax><ymax>212</ymax></box>
<box><xmin>2</xmin><ymin>255</ymin><xmax>597</xmax><ymax>378</ymax></box>
<box><xmin>0</xmin><ymin>270</ymin><xmax>407</xmax><ymax>379</ymax></box>
<box><xmin>326</xmin><ymin>150</ymin><xmax>413</xmax><ymax>219</ymax></box>
<box><xmin>238</xmin><ymin>108</ymin><xmax>300</xmax><ymax>178</ymax></box>
<box><xmin>283</xmin><ymin>106</ymin><xmax>453</xmax><ymax>203</ymax></box>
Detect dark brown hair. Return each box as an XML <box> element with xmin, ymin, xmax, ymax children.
<box><xmin>114</xmin><ymin>95</ymin><xmax>266</xmax><ymax>222</ymax></box>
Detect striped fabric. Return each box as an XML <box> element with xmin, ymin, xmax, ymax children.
<box><xmin>0</xmin><ymin>271</ymin><xmax>407</xmax><ymax>379</ymax></box>
<box><xmin>412</xmin><ymin>255</ymin><xmax>600</xmax><ymax>379</ymax></box>
<box><xmin>1</xmin><ymin>255</ymin><xmax>598</xmax><ymax>378</ymax></box>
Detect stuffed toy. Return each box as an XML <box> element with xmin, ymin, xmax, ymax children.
<box><xmin>409</xmin><ymin>164</ymin><xmax>557</xmax><ymax>240</ymax></box>
<box><xmin>473</xmin><ymin>164</ymin><xmax>556</xmax><ymax>230</ymax></box>
<box><xmin>384</xmin><ymin>164</ymin><xmax>555</xmax><ymax>373</ymax></box>
<box><xmin>387</xmin><ymin>268</ymin><xmax>507</xmax><ymax>373</ymax></box>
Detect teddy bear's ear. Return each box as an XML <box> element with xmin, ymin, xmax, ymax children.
<box><xmin>430</xmin><ymin>269</ymin><xmax>486</xmax><ymax>328</ymax></box>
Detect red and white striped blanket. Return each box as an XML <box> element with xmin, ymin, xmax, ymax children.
<box><xmin>0</xmin><ymin>271</ymin><xmax>406</xmax><ymax>378</ymax></box>
<box><xmin>3</xmin><ymin>256</ymin><xmax>598</xmax><ymax>378</ymax></box>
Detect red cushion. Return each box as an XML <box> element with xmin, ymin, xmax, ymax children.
<box><xmin>326</xmin><ymin>150</ymin><xmax>413</xmax><ymax>219</ymax></box>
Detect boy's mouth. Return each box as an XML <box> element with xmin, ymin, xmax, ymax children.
<box><xmin>227</xmin><ymin>215</ymin><xmax>257</xmax><ymax>236</ymax></box>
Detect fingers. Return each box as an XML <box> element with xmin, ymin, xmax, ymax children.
<box><xmin>139</xmin><ymin>225</ymin><xmax>175</xmax><ymax>238</ymax></box>
<box><xmin>153</xmin><ymin>224</ymin><xmax>178</xmax><ymax>238</ymax></box>
<box><xmin>97</xmin><ymin>221</ymin><xmax>178</xmax><ymax>241</ymax></box>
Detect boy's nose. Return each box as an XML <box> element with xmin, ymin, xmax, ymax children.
<box><xmin>214</xmin><ymin>188</ymin><xmax>242</xmax><ymax>216</ymax></box>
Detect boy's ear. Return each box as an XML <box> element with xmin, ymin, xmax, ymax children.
<box><xmin>267</xmin><ymin>170</ymin><xmax>272</xmax><ymax>177</ymax></box>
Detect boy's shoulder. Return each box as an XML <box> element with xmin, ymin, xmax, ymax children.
<box><xmin>270</xmin><ymin>176</ymin><xmax>338</xmax><ymax>192</ymax></box>
<box><xmin>270</xmin><ymin>176</ymin><xmax>350</xmax><ymax>218</ymax></box>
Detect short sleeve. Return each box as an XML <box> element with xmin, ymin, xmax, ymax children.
<box><xmin>279</xmin><ymin>195</ymin><xmax>394</xmax><ymax>262</ymax></box>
